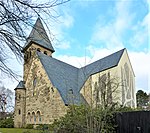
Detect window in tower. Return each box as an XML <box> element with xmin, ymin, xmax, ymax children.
<box><xmin>18</xmin><ymin>109</ymin><xmax>21</xmax><ymax>115</ymax></box>
<box><xmin>33</xmin><ymin>77</ymin><xmax>37</xmax><ymax>87</ymax></box>
<box><xmin>37</xmin><ymin>48</ymin><xmax>41</xmax><ymax>52</ymax></box>
<box><xmin>44</xmin><ymin>51</ymin><xmax>47</xmax><ymax>55</ymax></box>
<box><xmin>25</xmin><ymin>53</ymin><xmax>28</xmax><ymax>61</ymax></box>
<box><xmin>24</xmin><ymin>51</ymin><xmax>31</xmax><ymax>62</ymax></box>
<box><xmin>18</xmin><ymin>94</ymin><xmax>21</xmax><ymax>100</ymax></box>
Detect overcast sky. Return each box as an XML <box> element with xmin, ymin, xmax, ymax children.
<box><xmin>1</xmin><ymin>0</ymin><xmax>149</xmax><ymax>94</ymax></box>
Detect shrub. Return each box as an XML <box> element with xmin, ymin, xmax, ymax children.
<box><xmin>50</xmin><ymin>105</ymin><xmax>118</xmax><ymax>133</ymax></box>
<box><xmin>0</xmin><ymin>117</ymin><xmax>14</xmax><ymax>128</ymax></box>
<box><xmin>36</xmin><ymin>124</ymin><xmax>49</xmax><ymax>130</ymax></box>
<box><xmin>25</xmin><ymin>124</ymin><xmax>33</xmax><ymax>129</ymax></box>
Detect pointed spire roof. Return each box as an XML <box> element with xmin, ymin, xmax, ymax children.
<box><xmin>14</xmin><ymin>81</ymin><xmax>25</xmax><ymax>90</ymax></box>
<box><xmin>23</xmin><ymin>18</ymin><xmax>55</xmax><ymax>52</ymax></box>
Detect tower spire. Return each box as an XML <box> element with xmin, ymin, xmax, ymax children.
<box><xmin>23</xmin><ymin>18</ymin><xmax>55</xmax><ymax>53</ymax></box>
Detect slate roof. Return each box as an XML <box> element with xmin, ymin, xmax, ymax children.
<box><xmin>15</xmin><ymin>81</ymin><xmax>25</xmax><ymax>90</ymax></box>
<box><xmin>78</xmin><ymin>48</ymin><xmax>125</xmax><ymax>91</ymax></box>
<box><xmin>38</xmin><ymin>52</ymin><xmax>81</xmax><ymax>104</ymax></box>
<box><xmin>23</xmin><ymin>18</ymin><xmax>55</xmax><ymax>52</ymax></box>
<box><xmin>37</xmin><ymin>48</ymin><xmax>125</xmax><ymax>104</ymax></box>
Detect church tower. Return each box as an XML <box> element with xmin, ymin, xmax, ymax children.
<box><xmin>22</xmin><ymin>18</ymin><xmax>55</xmax><ymax>82</ymax></box>
<box><xmin>14</xmin><ymin>18</ymin><xmax>55</xmax><ymax>127</ymax></box>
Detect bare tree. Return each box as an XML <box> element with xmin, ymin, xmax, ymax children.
<box><xmin>0</xmin><ymin>82</ymin><xmax>14</xmax><ymax>113</ymax></box>
<box><xmin>87</xmin><ymin>73</ymin><xmax>121</xmax><ymax>133</ymax></box>
<box><xmin>0</xmin><ymin>0</ymin><xmax>70</xmax><ymax>79</ymax></box>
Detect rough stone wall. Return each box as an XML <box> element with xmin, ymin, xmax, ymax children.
<box><xmin>14</xmin><ymin>89</ymin><xmax>26</xmax><ymax>128</ymax></box>
<box><xmin>23</xmin><ymin>43</ymin><xmax>52</xmax><ymax>82</ymax></box>
<box><xmin>25</xmin><ymin>51</ymin><xmax>67</xmax><ymax>125</ymax></box>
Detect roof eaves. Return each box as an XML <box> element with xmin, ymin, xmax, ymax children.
<box><xmin>23</xmin><ymin>40</ymin><xmax>55</xmax><ymax>53</ymax></box>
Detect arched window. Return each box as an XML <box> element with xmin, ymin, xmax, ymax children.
<box><xmin>18</xmin><ymin>109</ymin><xmax>21</xmax><ymax>115</ymax></box>
<box><xmin>44</xmin><ymin>51</ymin><xmax>47</xmax><ymax>55</ymax></box>
<box><xmin>27</xmin><ymin>112</ymin><xmax>31</xmax><ymax>122</ymax></box>
<box><xmin>37</xmin><ymin>48</ymin><xmax>41</xmax><ymax>52</ymax></box>
<box><xmin>32</xmin><ymin>112</ymin><xmax>36</xmax><ymax>123</ymax></box>
<box><xmin>37</xmin><ymin>111</ymin><xmax>41</xmax><ymax>122</ymax></box>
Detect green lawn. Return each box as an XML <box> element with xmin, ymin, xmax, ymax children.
<box><xmin>0</xmin><ymin>128</ymin><xmax>43</xmax><ymax>133</ymax></box>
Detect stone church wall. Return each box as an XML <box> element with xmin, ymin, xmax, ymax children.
<box><xmin>25</xmin><ymin>53</ymin><xmax>67</xmax><ymax>125</ymax></box>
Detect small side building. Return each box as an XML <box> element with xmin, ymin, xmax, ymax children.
<box><xmin>14</xmin><ymin>81</ymin><xmax>26</xmax><ymax>128</ymax></box>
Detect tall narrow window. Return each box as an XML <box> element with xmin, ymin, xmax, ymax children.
<box><xmin>18</xmin><ymin>94</ymin><xmax>21</xmax><ymax>99</ymax></box>
<box><xmin>18</xmin><ymin>109</ymin><xmax>21</xmax><ymax>115</ymax></box>
<box><xmin>32</xmin><ymin>112</ymin><xmax>36</xmax><ymax>123</ymax></box>
<box><xmin>33</xmin><ymin>77</ymin><xmax>37</xmax><ymax>87</ymax></box>
<box><xmin>37</xmin><ymin>111</ymin><xmax>41</xmax><ymax>122</ymax></box>
<box><xmin>34</xmin><ymin>116</ymin><xmax>36</xmax><ymax>122</ymax></box>
<box><xmin>33</xmin><ymin>77</ymin><xmax>37</xmax><ymax>96</ymax></box>
<box><xmin>27</xmin><ymin>112</ymin><xmax>31</xmax><ymax>122</ymax></box>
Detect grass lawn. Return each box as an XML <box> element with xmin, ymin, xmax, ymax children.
<box><xmin>0</xmin><ymin>128</ymin><xmax>43</xmax><ymax>133</ymax></box>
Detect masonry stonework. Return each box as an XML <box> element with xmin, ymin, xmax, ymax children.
<box><xmin>25</xmin><ymin>53</ymin><xmax>67</xmax><ymax>125</ymax></box>
<box><xmin>14</xmin><ymin>88</ymin><xmax>26</xmax><ymax>127</ymax></box>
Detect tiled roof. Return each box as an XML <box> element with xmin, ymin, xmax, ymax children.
<box><xmin>37</xmin><ymin>48</ymin><xmax>125</xmax><ymax>104</ymax></box>
<box><xmin>15</xmin><ymin>81</ymin><xmax>25</xmax><ymax>90</ymax></box>
<box><xmin>23</xmin><ymin>18</ymin><xmax>55</xmax><ymax>52</ymax></box>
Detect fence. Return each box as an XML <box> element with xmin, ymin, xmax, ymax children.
<box><xmin>115</xmin><ymin>111</ymin><xmax>150</xmax><ymax>133</ymax></box>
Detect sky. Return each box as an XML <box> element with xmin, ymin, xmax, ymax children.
<box><xmin>0</xmin><ymin>0</ymin><xmax>149</xmax><ymax>94</ymax></box>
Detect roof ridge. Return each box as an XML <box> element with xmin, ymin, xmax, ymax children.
<box><xmin>77</xmin><ymin>48</ymin><xmax>125</xmax><ymax>91</ymax></box>
<box><xmin>82</xmin><ymin>48</ymin><xmax>125</xmax><ymax>69</ymax></box>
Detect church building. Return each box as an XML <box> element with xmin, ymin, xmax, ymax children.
<box><xmin>14</xmin><ymin>18</ymin><xmax>136</xmax><ymax>128</ymax></box>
